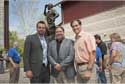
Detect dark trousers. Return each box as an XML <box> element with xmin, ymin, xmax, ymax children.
<box><xmin>30</xmin><ymin>66</ymin><xmax>50</xmax><ymax>83</ymax></box>
<box><xmin>96</xmin><ymin>66</ymin><xmax>107</xmax><ymax>84</ymax></box>
<box><xmin>0</xmin><ymin>61</ymin><xmax>4</xmax><ymax>74</ymax></box>
<box><xmin>99</xmin><ymin>70</ymin><xmax>107</xmax><ymax>83</ymax></box>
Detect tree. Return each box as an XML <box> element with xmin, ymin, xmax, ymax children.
<box><xmin>10</xmin><ymin>0</ymin><xmax>44</xmax><ymax>36</ymax></box>
<box><xmin>9</xmin><ymin>31</ymin><xmax>24</xmax><ymax>57</ymax></box>
<box><xmin>9</xmin><ymin>31</ymin><xmax>18</xmax><ymax>47</ymax></box>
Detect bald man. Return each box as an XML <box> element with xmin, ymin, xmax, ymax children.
<box><xmin>8</xmin><ymin>42</ymin><xmax>21</xmax><ymax>83</ymax></box>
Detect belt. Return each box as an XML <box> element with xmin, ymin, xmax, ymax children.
<box><xmin>77</xmin><ymin>62</ymin><xmax>88</xmax><ymax>66</ymax></box>
<box><xmin>112</xmin><ymin>62</ymin><xmax>122</xmax><ymax>65</ymax></box>
<box><xmin>112</xmin><ymin>62</ymin><xmax>122</xmax><ymax>64</ymax></box>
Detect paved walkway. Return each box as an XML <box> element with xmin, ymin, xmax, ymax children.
<box><xmin>0</xmin><ymin>68</ymin><xmax>112</xmax><ymax>83</ymax></box>
<box><xmin>0</xmin><ymin>68</ymin><xmax>30</xmax><ymax>83</ymax></box>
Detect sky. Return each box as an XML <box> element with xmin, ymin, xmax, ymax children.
<box><xmin>9</xmin><ymin>0</ymin><xmax>62</xmax><ymax>39</ymax></box>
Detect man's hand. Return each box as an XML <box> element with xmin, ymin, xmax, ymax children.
<box><xmin>99</xmin><ymin>66</ymin><xmax>103</xmax><ymax>72</ymax></box>
<box><xmin>83</xmin><ymin>70</ymin><xmax>92</xmax><ymax>79</ymax></box>
<box><xmin>106</xmin><ymin>64</ymin><xmax>111</xmax><ymax>71</ymax></box>
<box><xmin>8</xmin><ymin>57</ymin><xmax>17</xmax><ymax>69</ymax></box>
<box><xmin>13</xmin><ymin>63</ymin><xmax>17</xmax><ymax>69</ymax></box>
<box><xmin>54</xmin><ymin>63</ymin><xmax>61</xmax><ymax>71</ymax></box>
<box><xmin>26</xmin><ymin>70</ymin><xmax>33</xmax><ymax>79</ymax></box>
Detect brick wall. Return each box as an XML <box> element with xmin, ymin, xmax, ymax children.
<box><xmin>63</xmin><ymin>6</ymin><xmax>125</xmax><ymax>41</ymax></box>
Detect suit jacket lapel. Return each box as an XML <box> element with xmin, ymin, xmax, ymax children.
<box><xmin>59</xmin><ymin>38</ymin><xmax>66</xmax><ymax>56</ymax></box>
<box><xmin>53</xmin><ymin>40</ymin><xmax>58</xmax><ymax>60</ymax></box>
<box><xmin>34</xmin><ymin>34</ymin><xmax>43</xmax><ymax>50</ymax></box>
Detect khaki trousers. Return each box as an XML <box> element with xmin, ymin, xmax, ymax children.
<box><xmin>76</xmin><ymin>64</ymin><xmax>96</xmax><ymax>83</ymax></box>
<box><xmin>53</xmin><ymin>71</ymin><xmax>75</xmax><ymax>83</ymax></box>
<box><xmin>111</xmin><ymin>63</ymin><xmax>123</xmax><ymax>84</ymax></box>
<box><xmin>9</xmin><ymin>63</ymin><xmax>20</xmax><ymax>83</ymax></box>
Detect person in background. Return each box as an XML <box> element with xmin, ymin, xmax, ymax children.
<box><xmin>0</xmin><ymin>51</ymin><xmax>4</xmax><ymax>74</ymax></box>
<box><xmin>94</xmin><ymin>34</ymin><xmax>107</xmax><ymax>61</ymax></box>
<box><xmin>95</xmin><ymin>46</ymin><xmax>103</xmax><ymax>83</ymax></box>
<box><xmin>48</xmin><ymin>26</ymin><xmax>76</xmax><ymax>83</ymax></box>
<box><xmin>94</xmin><ymin>34</ymin><xmax>107</xmax><ymax>83</ymax></box>
<box><xmin>70</xmin><ymin>19</ymin><xmax>96</xmax><ymax>83</ymax></box>
<box><xmin>8</xmin><ymin>42</ymin><xmax>21</xmax><ymax>83</ymax></box>
<box><xmin>108</xmin><ymin>33</ymin><xmax>123</xmax><ymax>83</ymax></box>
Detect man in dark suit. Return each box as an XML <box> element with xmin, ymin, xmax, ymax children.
<box><xmin>48</xmin><ymin>26</ymin><xmax>76</xmax><ymax>83</ymax></box>
<box><xmin>23</xmin><ymin>21</ymin><xmax>50</xmax><ymax>83</ymax></box>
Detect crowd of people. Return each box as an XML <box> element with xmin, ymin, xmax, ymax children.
<box><xmin>0</xmin><ymin>20</ymin><xmax>123</xmax><ymax>83</ymax></box>
<box><xmin>0</xmin><ymin>2</ymin><xmax>124</xmax><ymax>83</ymax></box>
<box><xmin>0</xmin><ymin>19</ymin><xmax>124</xmax><ymax>84</ymax></box>
<box><xmin>23</xmin><ymin>20</ymin><xmax>124</xmax><ymax>83</ymax></box>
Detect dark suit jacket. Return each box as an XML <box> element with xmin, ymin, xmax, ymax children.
<box><xmin>48</xmin><ymin>38</ymin><xmax>76</xmax><ymax>78</ymax></box>
<box><xmin>23</xmin><ymin>33</ymin><xmax>49</xmax><ymax>77</ymax></box>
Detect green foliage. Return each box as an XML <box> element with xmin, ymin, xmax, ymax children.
<box><xmin>0</xmin><ymin>48</ymin><xmax>4</xmax><ymax>52</ymax></box>
<box><xmin>9</xmin><ymin>31</ymin><xmax>18</xmax><ymax>47</ymax></box>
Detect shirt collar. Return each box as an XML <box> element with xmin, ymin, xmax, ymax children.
<box><xmin>38</xmin><ymin>34</ymin><xmax>45</xmax><ymax>40</ymax></box>
<box><xmin>75</xmin><ymin>30</ymin><xmax>84</xmax><ymax>40</ymax></box>
<box><xmin>56</xmin><ymin>37</ymin><xmax>64</xmax><ymax>43</ymax></box>
<box><xmin>79</xmin><ymin>29</ymin><xmax>85</xmax><ymax>36</ymax></box>
<box><xmin>13</xmin><ymin>47</ymin><xmax>17</xmax><ymax>50</ymax></box>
